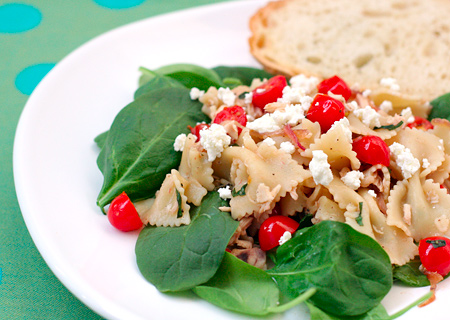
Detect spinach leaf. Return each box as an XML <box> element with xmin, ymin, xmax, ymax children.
<box><xmin>212</xmin><ymin>66</ymin><xmax>273</xmax><ymax>86</ymax></box>
<box><xmin>306</xmin><ymin>301</ymin><xmax>390</xmax><ymax>320</ymax></box>
<box><xmin>134</xmin><ymin>73</ymin><xmax>184</xmax><ymax>99</ymax></box>
<box><xmin>193</xmin><ymin>252</ymin><xmax>280</xmax><ymax>315</ymax></box>
<box><xmin>139</xmin><ymin>64</ymin><xmax>224</xmax><ymax>91</ymax></box>
<box><xmin>267</xmin><ymin>221</ymin><xmax>393</xmax><ymax>317</ymax></box>
<box><xmin>392</xmin><ymin>258</ymin><xmax>433</xmax><ymax>287</ymax></box>
<box><xmin>194</xmin><ymin>252</ymin><xmax>317</xmax><ymax>316</ymax></box>
<box><xmin>96</xmin><ymin>87</ymin><xmax>209</xmax><ymax>208</ymax></box>
<box><xmin>429</xmin><ymin>92</ymin><xmax>450</xmax><ymax>121</ymax></box>
<box><xmin>135</xmin><ymin>192</ymin><xmax>239</xmax><ymax>292</ymax></box>
<box><xmin>94</xmin><ymin>131</ymin><xmax>108</xmax><ymax>149</ymax></box>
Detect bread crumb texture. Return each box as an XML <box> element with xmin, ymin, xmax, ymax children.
<box><xmin>249</xmin><ymin>0</ymin><xmax>450</xmax><ymax>101</ymax></box>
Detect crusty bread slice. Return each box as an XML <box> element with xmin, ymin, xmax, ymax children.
<box><xmin>249</xmin><ymin>0</ymin><xmax>450</xmax><ymax>101</ymax></box>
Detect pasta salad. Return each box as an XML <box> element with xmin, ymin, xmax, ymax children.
<box><xmin>95</xmin><ymin>64</ymin><xmax>450</xmax><ymax>319</ymax></box>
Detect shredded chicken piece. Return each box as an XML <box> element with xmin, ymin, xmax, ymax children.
<box><xmin>419</xmin><ymin>266</ymin><xmax>444</xmax><ymax>308</ymax></box>
<box><xmin>231</xmin><ymin>247</ymin><xmax>267</xmax><ymax>269</ymax></box>
<box><xmin>228</xmin><ymin>216</ymin><xmax>253</xmax><ymax>246</ymax></box>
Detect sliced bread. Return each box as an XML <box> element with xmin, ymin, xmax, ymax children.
<box><xmin>249</xmin><ymin>0</ymin><xmax>450</xmax><ymax>101</ymax></box>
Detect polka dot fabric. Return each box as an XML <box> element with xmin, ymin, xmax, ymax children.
<box><xmin>1</xmin><ymin>1</ymin><xmax>232</xmax><ymax>319</ymax></box>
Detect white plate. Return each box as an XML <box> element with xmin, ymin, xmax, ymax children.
<box><xmin>13</xmin><ymin>1</ymin><xmax>450</xmax><ymax>319</ymax></box>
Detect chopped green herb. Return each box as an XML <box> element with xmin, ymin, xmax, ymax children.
<box><xmin>232</xmin><ymin>184</ymin><xmax>247</xmax><ymax>197</ymax></box>
<box><xmin>176</xmin><ymin>189</ymin><xmax>183</xmax><ymax>218</ymax></box>
<box><xmin>426</xmin><ymin>239</ymin><xmax>447</xmax><ymax>248</ymax></box>
<box><xmin>374</xmin><ymin>121</ymin><xmax>403</xmax><ymax>131</ymax></box>
<box><xmin>356</xmin><ymin>202</ymin><xmax>364</xmax><ymax>226</ymax></box>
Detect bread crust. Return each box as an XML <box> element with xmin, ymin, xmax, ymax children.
<box><xmin>249</xmin><ymin>0</ymin><xmax>450</xmax><ymax>101</ymax></box>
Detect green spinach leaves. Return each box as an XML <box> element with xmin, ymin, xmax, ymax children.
<box><xmin>96</xmin><ymin>87</ymin><xmax>209</xmax><ymax>209</ymax></box>
<box><xmin>268</xmin><ymin>221</ymin><xmax>393</xmax><ymax>317</ymax></box>
<box><xmin>135</xmin><ymin>192</ymin><xmax>238</xmax><ymax>292</ymax></box>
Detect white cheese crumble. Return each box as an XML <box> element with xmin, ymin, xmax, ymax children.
<box><xmin>190</xmin><ymin>87</ymin><xmax>205</xmax><ymax>100</ymax></box>
<box><xmin>380</xmin><ymin>77</ymin><xmax>400</xmax><ymax>91</ymax></box>
<box><xmin>279</xmin><ymin>86</ymin><xmax>305</xmax><ymax>104</ymax></box>
<box><xmin>280</xmin><ymin>141</ymin><xmax>296</xmax><ymax>154</ymax></box>
<box><xmin>218</xmin><ymin>186</ymin><xmax>232</xmax><ymax>200</ymax></box>
<box><xmin>244</xmin><ymin>91</ymin><xmax>253</xmax><ymax>104</ymax></box>
<box><xmin>341</xmin><ymin>170</ymin><xmax>364</xmax><ymax>190</ymax></box>
<box><xmin>329</xmin><ymin>117</ymin><xmax>352</xmax><ymax>142</ymax></box>
<box><xmin>217</xmin><ymin>87</ymin><xmax>236</xmax><ymax>106</ymax></box>
<box><xmin>246</xmin><ymin>114</ymin><xmax>281</xmax><ymax>133</ymax></box>
<box><xmin>173</xmin><ymin>133</ymin><xmax>187</xmax><ymax>152</ymax></box>
<box><xmin>289</xmin><ymin>74</ymin><xmax>319</xmax><ymax>94</ymax></box>
<box><xmin>389</xmin><ymin>142</ymin><xmax>420</xmax><ymax>179</ymax></box>
<box><xmin>379</xmin><ymin>100</ymin><xmax>393</xmax><ymax>113</ymax></box>
<box><xmin>353</xmin><ymin>105</ymin><xmax>381</xmax><ymax>128</ymax></box>
<box><xmin>278</xmin><ymin>231</ymin><xmax>292</xmax><ymax>246</ymax></box>
<box><xmin>247</xmin><ymin>99</ymin><xmax>312</xmax><ymax>134</ymax></box>
<box><xmin>422</xmin><ymin>158</ymin><xmax>431</xmax><ymax>169</ymax></box>
<box><xmin>368</xmin><ymin>190</ymin><xmax>377</xmax><ymax>198</ymax></box>
<box><xmin>309</xmin><ymin>150</ymin><xmax>333</xmax><ymax>186</ymax></box>
<box><xmin>400</xmin><ymin>107</ymin><xmax>415</xmax><ymax>124</ymax></box>
<box><xmin>262</xmin><ymin>137</ymin><xmax>276</xmax><ymax>146</ymax></box>
<box><xmin>199</xmin><ymin>123</ymin><xmax>231</xmax><ymax>162</ymax></box>
<box><xmin>362</xmin><ymin>89</ymin><xmax>372</xmax><ymax>97</ymax></box>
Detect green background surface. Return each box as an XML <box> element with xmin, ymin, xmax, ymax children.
<box><xmin>0</xmin><ymin>0</ymin><xmax>233</xmax><ymax>318</ymax></box>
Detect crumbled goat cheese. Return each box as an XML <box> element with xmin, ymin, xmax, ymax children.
<box><xmin>353</xmin><ymin>106</ymin><xmax>381</xmax><ymax>128</ymax></box>
<box><xmin>190</xmin><ymin>87</ymin><xmax>205</xmax><ymax>100</ymax></box>
<box><xmin>341</xmin><ymin>170</ymin><xmax>364</xmax><ymax>190</ymax></box>
<box><xmin>218</xmin><ymin>186</ymin><xmax>232</xmax><ymax>199</ymax></box>
<box><xmin>400</xmin><ymin>107</ymin><xmax>415</xmax><ymax>124</ymax></box>
<box><xmin>280</xmin><ymin>141</ymin><xmax>296</xmax><ymax>154</ymax></box>
<box><xmin>279</xmin><ymin>86</ymin><xmax>307</xmax><ymax>104</ymax></box>
<box><xmin>380</xmin><ymin>77</ymin><xmax>400</xmax><ymax>91</ymax></box>
<box><xmin>389</xmin><ymin>142</ymin><xmax>420</xmax><ymax>179</ymax></box>
<box><xmin>289</xmin><ymin>74</ymin><xmax>319</xmax><ymax>94</ymax></box>
<box><xmin>217</xmin><ymin>87</ymin><xmax>236</xmax><ymax>106</ymax></box>
<box><xmin>368</xmin><ymin>190</ymin><xmax>377</xmax><ymax>198</ymax></box>
<box><xmin>329</xmin><ymin>117</ymin><xmax>352</xmax><ymax>142</ymax></box>
<box><xmin>310</xmin><ymin>150</ymin><xmax>333</xmax><ymax>186</ymax></box>
<box><xmin>199</xmin><ymin>123</ymin><xmax>231</xmax><ymax>161</ymax></box>
<box><xmin>262</xmin><ymin>137</ymin><xmax>276</xmax><ymax>146</ymax></box>
<box><xmin>244</xmin><ymin>91</ymin><xmax>253</xmax><ymax>104</ymax></box>
<box><xmin>247</xmin><ymin>99</ymin><xmax>311</xmax><ymax>133</ymax></box>
<box><xmin>246</xmin><ymin>114</ymin><xmax>281</xmax><ymax>133</ymax></box>
<box><xmin>173</xmin><ymin>133</ymin><xmax>187</xmax><ymax>152</ymax></box>
<box><xmin>278</xmin><ymin>231</ymin><xmax>292</xmax><ymax>246</ymax></box>
<box><xmin>362</xmin><ymin>89</ymin><xmax>372</xmax><ymax>97</ymax></box>
<box><xmin>346</xmin><ymin>101</ymin><xmax>359</xmax><ymax>111</ymax></box>
<box><xmin>379</xmin><ymin>100</ymin><xmax>393</xmax><ymax>113</ymax></box>
<box><xmin>422</xmin><ymin>158</ymin><xmax>431</xmax><ymax>169</ymax></box>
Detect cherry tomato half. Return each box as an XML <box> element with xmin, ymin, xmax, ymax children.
<box><xmin>317</xmin><ymin>75</ymin><xmax>352</xmax><ymax>101</ymax></box>
<box><xmin>252</xmin><ymin>75</ymin><xmax>287</xmax><ymax>110</ymax></box>
<box><xmin>213</xmin><ymin>105</ymin><xmax>247</xmax><ymax>134</ymax></box>
<box><xmin>352</xmin><ymin>135</ymin><xmax>390</xmax><ymax>166</ymax></box>
<box><xmin>419</xmin><ymin>236</ymin><xmax>450</xmax><ymax>276</ymax></box>
<box><xmin>407</xmin><ymin>116</ymin><xmax>434</xmax><ymax>130</ymax></box>
<box><xmin>189</xmin><ymin>123</ymin><xmax>210</xmax><ymax>141</ymax></box>
<box><xmin>107</xmin><ymin>191</ymin><xmax>143</xmax><ymax>232</ymax></box>
<box><xmin>306</xmin><ymin>93</ymin><xmax>345</xmax><ymax>132</ymax></box>
<box><xmin>258</xmin><ymin>216</ymin><xmax>299</xmax><ymax>251</ymax></box>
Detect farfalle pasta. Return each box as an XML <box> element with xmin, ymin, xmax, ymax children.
<box><xmin>137</xmin><ymin>71</ymin><xmax>450</xmax><ymax>270</ymax></box>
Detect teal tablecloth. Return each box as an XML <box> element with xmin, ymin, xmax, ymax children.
<box><xmin>0</xmin><ymin>0</ymin><xmax>233</xmax><ymax>318</ymax></box>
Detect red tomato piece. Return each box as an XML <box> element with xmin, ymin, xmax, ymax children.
<box><xmin>352</xmin><ymin>136</ymin><xmax>390</xmax><ymax>166</ymax></box>
<box><xmin>107</xmin><ymin>191</ymin><xmax>143</xmax><ymax>232</ymax></box>
<box><xmin>252</xmin><ymin>75</ymin><xmax>287</xmax><ymax>110</ymax></box>
<box><xmin>213</xmin><ymin>105</ymin><xmax>247</xmax><ymax>133</ymax></box>
<box><xmin>419</xmin><ymin>236</ymin><xmax>450</xmax><ymax>276</ymax></box>
<box><xmin>258</xmin><ymin>216</ymin><xmax>299</xmax><ymax>251</ymax></box>
<box><xmin>189</xmin><ymin>123</ymin><xmax>210</xmax><ymax>141</ymax></box>
<box><xmin>317</xmin><ymin>75</ymin><xmax>352</xmax><ymax>101</ymax></box>
<box><xmin>306</xmin><ymin>93</ymin><xmax>345</xmax><ymax>132</ymax></box>
<box><xmin>407</xmin><ymin>116</ymin><xmax>434</xmax><ymax>130</ymax></box>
